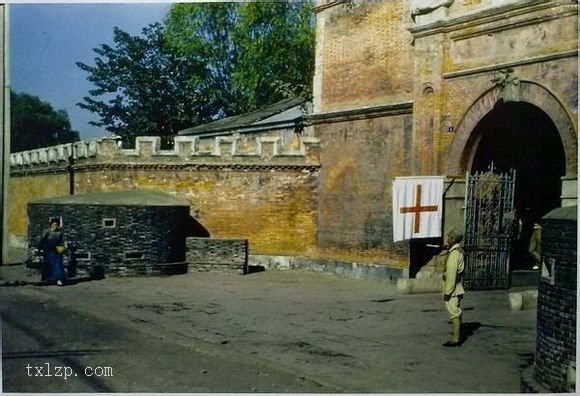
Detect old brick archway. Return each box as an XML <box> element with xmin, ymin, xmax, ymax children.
<box><xmin>470</xmin><ymin>101</ymin><xmax>565</xmax><ymax>219</ymax></box>
<box><xmin>447</xmin><ymin>82</ymin><xmax>577</xmax><ymax>178</ymax></box>
<box><xmin>446</xmin><ymin>81</ymin><xmax>576</xmax><ymax>271</ymax></box>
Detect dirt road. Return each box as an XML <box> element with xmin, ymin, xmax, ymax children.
<box><xmin>1</xmin><ymin>263</ymin><xmax>536</xmax><ymax>392</ymax></box>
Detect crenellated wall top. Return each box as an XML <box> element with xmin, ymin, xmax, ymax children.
<box><xmin>9</xmin><ymin>135</ymin><xmax>321</xmax><ymax>170</ymax></box>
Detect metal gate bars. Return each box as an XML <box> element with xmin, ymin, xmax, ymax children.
<box><xmin>463</xmin><ymin>167</ymin><xmax>516</xmax><ymax>289</ymax></box>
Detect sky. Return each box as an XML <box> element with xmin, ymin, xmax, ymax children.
<box><xmin>10</xmin><ymin>2</ymin><xmax>173</xmax><ymax>140</ymax></box>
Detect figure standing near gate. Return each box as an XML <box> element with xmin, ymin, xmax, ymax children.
<box><xmin>442</xmin><ymin>228</ymin><xmax>465</xmax><ymax>347</ymax></box>
<box><xmin>528</xmin><ymin>222</ymin><xmax>542</xmax><ymax>270</ymax></box>
<box><xmin>37</xmin><ymin>217</ymin><xmax>68</xmax><ymax>286</ymax></box>
<box><xmin>508</xmin><ymin>208</ymin><xmax>524</xmax><ymax>270</ymax></box>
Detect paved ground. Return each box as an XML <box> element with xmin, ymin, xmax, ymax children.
<box><xmin>1</xmin><ymin>248</ymin><xmax>537</xmax><ymax>393</ymax></box>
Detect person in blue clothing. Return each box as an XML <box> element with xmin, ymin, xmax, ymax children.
<box><xmin>37</xmin><ymin>218</ymin><xmax>67</xmax><ymax>286</ymax></box>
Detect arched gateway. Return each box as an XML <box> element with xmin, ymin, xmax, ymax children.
<box><xmin>448</xmin><ymin>81</ymin><xmax>577</xmax><ymax>178</ymax></box>
<box><xmin>448</xmin><ymin>81</ymin><xmax>576</xmax><ymax>218</ymax></box>
<box><xmin>446</xmin><ymin>82</ymin><xmax>577</xmax><ymax>284</ymax></box>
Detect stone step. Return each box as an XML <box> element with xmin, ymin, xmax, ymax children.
<box><xmin>508</xmin><ymin>289</ymin><xmax>538</xmax><ymax>311</ymax></box>
<box><xmin>397</xmin><ymin>276</ymin><xmax>442</xmax><ymax>294</ymax></box>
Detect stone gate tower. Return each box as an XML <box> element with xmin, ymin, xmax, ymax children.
<box><xmin>312</xmin><ymin>0</ymin><xmax>577</xmax><ymax>271</ymax></box>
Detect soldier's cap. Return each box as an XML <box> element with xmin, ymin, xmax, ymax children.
<box><xmin>447</xmin><ymin>228</ymin><xmax>464</xmax><ymax>243</ymax></box>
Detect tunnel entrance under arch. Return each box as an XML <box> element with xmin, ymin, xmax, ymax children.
<box><xmin>469</xmin><ymin>101</ymin><xmax>566</xmax><ymax>271</ymax></box>
<box><xmin>471</xmin><ymin>101</ymin><xmax>565</xmax><ymax>222</ymax></box>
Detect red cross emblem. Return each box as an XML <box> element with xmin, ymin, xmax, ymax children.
<box><xmin>399</xmin><ymin>184</ymin><xmax>439</xmax><ymax>234</ymax></box>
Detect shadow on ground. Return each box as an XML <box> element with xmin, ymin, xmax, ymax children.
<box><xmin>461</xmin><ymin>322</ymin><xmax>482</xmax><ymax>345</ymax></box>
<box><xmin>1</xmin><ymin>275</ymin><xmax>104</xmax><ymax>288</ymax></box>
<box><xmin>247</xmin><ymin>265</ymin><xmax>266</xmax><ymax>274</ymax></box>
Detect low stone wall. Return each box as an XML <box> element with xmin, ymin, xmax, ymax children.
<box><xmin>95</xmin><ymin>261</ymin><xmax>188</xmax><ymax>277</ymax></box>
<box><xmin>249</xmin><ymin>255</ymin><xmax>402</xmax><ymax>282</ymax></box>
<box><xmin>532</xmin><ymin>206</ymin><xmax>576</xmax><ymax>393</ymax></box>
<box><xmin>186</xmin><ymin>238</ymin><xmax>248</xmax><ymax>274</ymax></box>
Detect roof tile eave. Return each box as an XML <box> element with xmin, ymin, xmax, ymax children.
<box><xmin>178</xmin><ymin>97</ymin><xmax>307</xmax><ymax>136</ymax></box>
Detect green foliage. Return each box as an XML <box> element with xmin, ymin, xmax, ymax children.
<box><xmin>11</xmin><ymin>90</ymin><xmax>80</xmax><ymax>152</ymax></box>
<box><xmin>77</xmin><ymin>2</ymin><xmax>315</xmax><ymax>146</ymax></box>
<box><xmin>232</xmin><ymin>2</ymin><xmax>315</xmax><ymax>112</ymax></box>
<box><xmin>165</xmin><ymin>2</ymin><xmax>315</xmax><ymax>115</ymax></box>
<box><xmin>77</xmin><ymin>23</ymin><xmax>205</xmax><ymax>147</ymax></box>
<box><xmin>164</xmin><ymin>3</ymin><xmax>241</xmax><ymax>118</ymax></box>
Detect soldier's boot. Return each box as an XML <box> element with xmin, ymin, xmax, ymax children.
<box><xmin>443</xmin><ymin>318</ymin><xmax>462</xmax><ymax>347</ymax></box>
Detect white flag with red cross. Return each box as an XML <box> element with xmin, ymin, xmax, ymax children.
<box><xmin>392</xmin><ymin>176</ymin><xmax>444</xmax><ymax>242</ymax></box>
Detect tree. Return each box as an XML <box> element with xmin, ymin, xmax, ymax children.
<box><xmin>232</xmin><ymin>1</ymin><xmax>315</xmax><ymax>112</ymax></box>
<box><xmin>163</xmin><ymin>3</ymin><xmax>241</xmax><ymax>119</ymax></box>
<box><xmin>77</xmin><ymin>2</ymin><xmax>315</xmax><ymax>146</ymax></box>
<box><xmin>165</xmin><ymin>2</ymin><xmax>315</xmax><ymax>115</ymax></box>
<box><xmin>76</xmin><ymin>23</ymin><xmax>206</xmax><ymax>147</ymax></box>
<box><xmin>11</xmin><ymin>90</ymin><xmax>80</xmax><ymax>153</ymax></box>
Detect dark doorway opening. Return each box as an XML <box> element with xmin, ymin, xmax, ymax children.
<box><xmin>470</xmin><ymin>101</ymin><xmax>565</xmax><ymax>270</ymax></box>
<box><xmin>471</xmin><ymin>102</ymin><xmax>565</xmax><ymax>220</ymax></box>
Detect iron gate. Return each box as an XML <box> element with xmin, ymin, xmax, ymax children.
<box><xmin>463</xmin><ymin>167</ymin><xmax>516</xmax><ymax>289</ymax></box>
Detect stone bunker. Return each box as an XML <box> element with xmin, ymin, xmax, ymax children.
<box><xmin>28</xmin><ymin>189</ymin><xmax>194</xmax><ymax>277</ymax></box>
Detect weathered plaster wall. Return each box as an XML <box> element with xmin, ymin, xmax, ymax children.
<box><xmin>313</xmin><ymin>111</ymin><xmax>413</xmax><ymax>267</ymax></box>
<box><xmin>9</xmin><ymin>173</ymin><xmax>69</xmax><ymax>246</ymax></box>
<box><xmin>10</xmin><ymin>1</ymin><xmax>578</xmax><ymax>274</ymax></box>
<box><xmin>72</xmin><ymin>167</ymin><xmax>318</xmax><ymax>256</ymax></box>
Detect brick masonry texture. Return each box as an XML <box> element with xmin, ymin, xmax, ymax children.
<box><xmin>186</xmin><ymin>238</ymin><xmax>248</xmax><ymax>274</ymax></box>
<box><xmin>533</xmin><ymin>211</ymin><xmax>577</xmax><ymax>392</ymax></box>
<box><xmin>317</xmin><ymin>1</ymin><xmax>413</xmax><ymax>112</ymax></box>
<box><xmin>520</xmin><ymin>365</ymin><xmax>550</xmax><ymax>393</ymax></box>
<box><xmin>315</xmin><ymin>113</ymin><xmax>412</xmax><ymax>267</ymax></box>
<box><xmin>315</xmin><ymin>0</ymin><xmax>578</xmax><ymax>178</ymax></box>
<box><xmin>28</xmin><ymin>202</ymin><xmax>193</xmax><ymax>277</ymax></box>
<box><xmin>10</xmin><ymin>135</ymin><xmax>320</xmax><ymax>259</ymax></box>
<box><xmin>9</xmin><ymin>173</ymin><xmax>69</xmax><ymax>242</ymax></box>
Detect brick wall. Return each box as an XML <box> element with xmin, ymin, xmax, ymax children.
<box><xmin>410</xmin><ymin>3</ymin><xmax>578</xmax><ymax>177</ymax></box>
<box><xmin>311</xmin><ymin>0</ymin><xmax>577</xmax><ymax>272</ymax></box>
<box><xmin>313</xmin><ymin>109</ymin><xmax>413</xmax><ymax>267</ymax></box>
<box><xmin>186</xmin><ymin>238</ymin><xmax>248</xmax><ymax>274</ymax></box>
<box><xmin>533</xmin><ymin>206</ymin><xmax>577</xmax><ymax>392</ymax></box>
<box><xmin>314</xmin><ymin>0</ymin><xmax>413</xmax><ymax>112</ymax></box>
<box><xmin>70</xmin><ymin>166</ymin><xmax>318</xmax><ymax>256</ymax></box>
<box><xmin>10</xmin><ymin>135</ymin><xmax>320</xmax><ymax>257</ymax></box>
<box><xmin>11</xmin><ymin>2</ymin><xmax>578</xmax><ymax>275</ymax></box>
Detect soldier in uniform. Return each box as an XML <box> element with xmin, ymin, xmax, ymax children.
<box><xmin>442</xmin><ymin>228</ymin><xmax>465</xmax><ymax>347</ymax></box>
